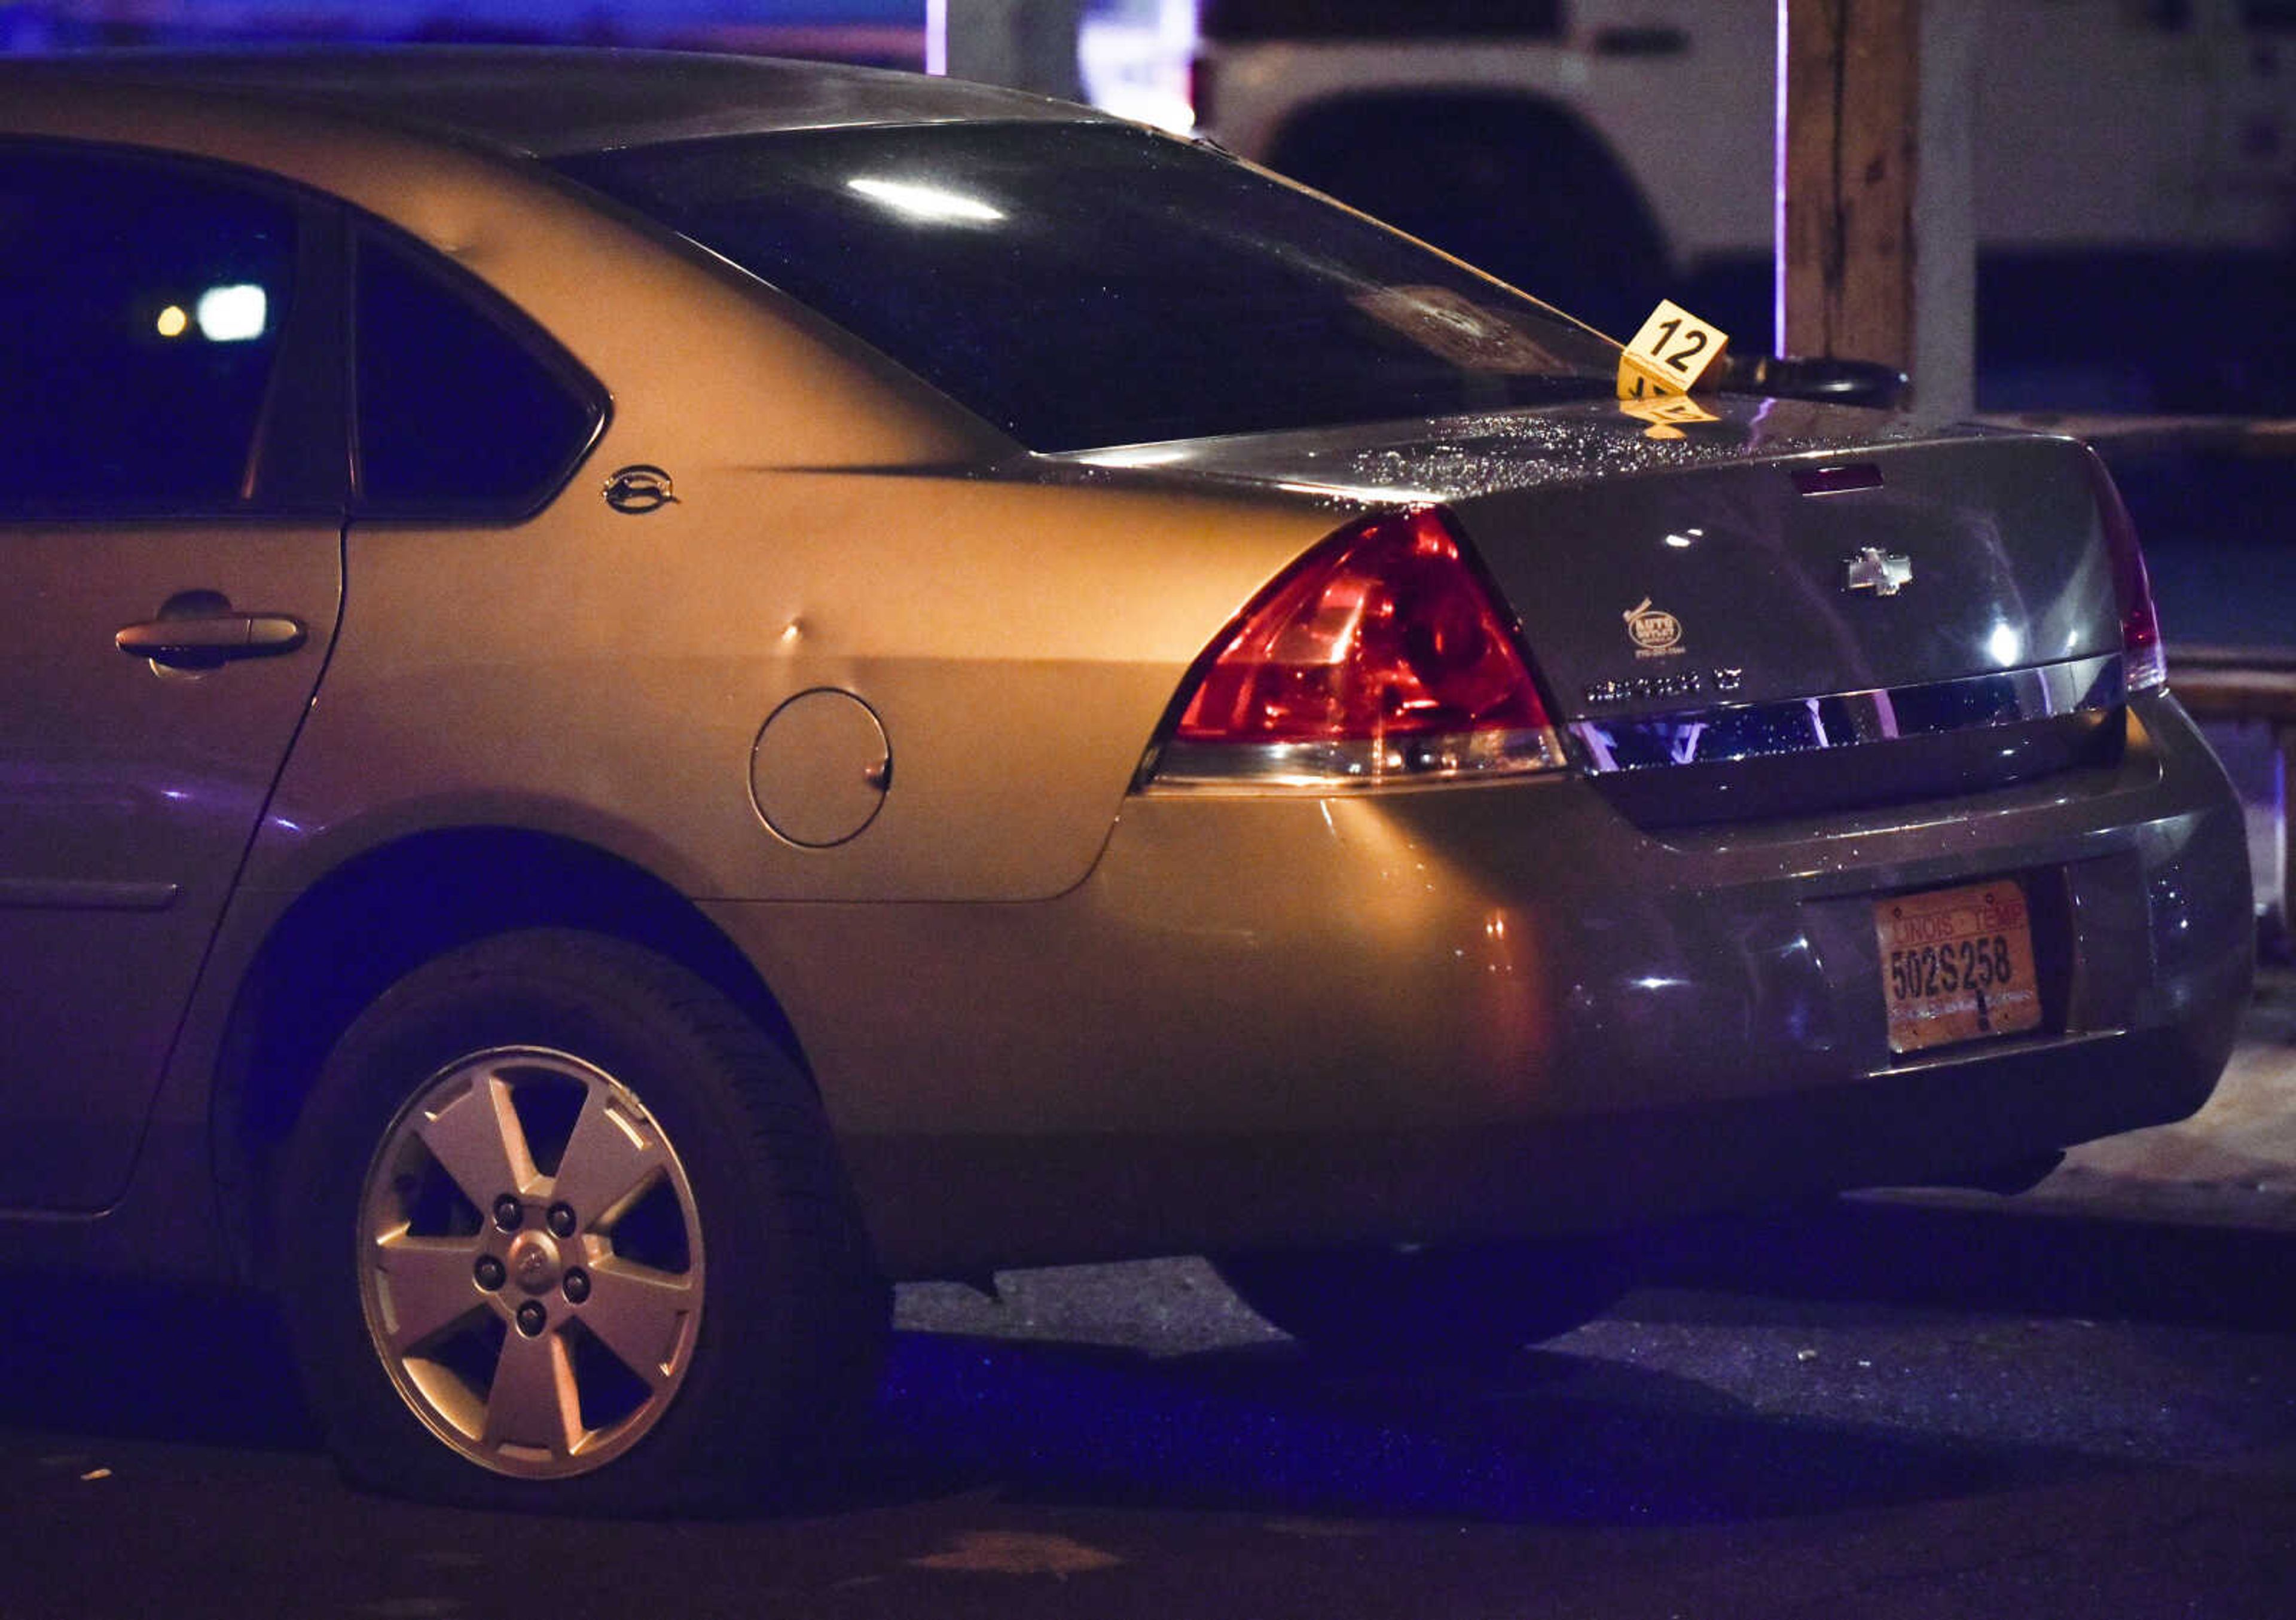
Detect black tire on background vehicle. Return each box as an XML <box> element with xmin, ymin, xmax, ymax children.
<box><xmin>273</xmin><ymin>928</ymin><xmax>887</xmax><ymax>1514</ymax></box>
<box><xmin>1213</xmin><ymin>1241</ymin><xmax>1630</xmax><ymax>1367</ymax></box>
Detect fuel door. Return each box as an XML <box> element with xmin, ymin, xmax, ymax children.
<box><xmin>749</xmin><ymin>688</ymin><xmax>890</xmax><ymax>848</ymax></box>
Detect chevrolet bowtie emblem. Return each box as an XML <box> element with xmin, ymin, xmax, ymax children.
<box><xmin>1844</xmin><ymin>547</ymin><xmax>1913</xmax><ymax>595</ymax></box>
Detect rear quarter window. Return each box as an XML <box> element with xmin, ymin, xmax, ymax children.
<box><xmin>352</xmin><ymin>230</ymin><xmax>603</xmax><ymax>518</ymax></box>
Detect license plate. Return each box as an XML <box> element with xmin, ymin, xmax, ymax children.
<box><xmin>1874</xmin><ymin>879</ymin><xmax>2042</xmax><ymax>1054</ymax></box>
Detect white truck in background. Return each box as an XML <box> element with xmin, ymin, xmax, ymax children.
<box><xmin>1193</xmin><ymin>0</ymin><xmax>2296</xmax><ymax>409</ymax></box>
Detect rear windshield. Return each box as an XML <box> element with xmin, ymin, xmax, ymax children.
<box><xmin>554</xmin><ymin>121</ymin><xmax>1618</xmax><ymax>453</ymax></box>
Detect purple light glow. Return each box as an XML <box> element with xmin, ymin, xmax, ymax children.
<box><xmin>1773</xmin><ymin>0</ymin><xmax>1788</xmax><ymax>353</ymax></box>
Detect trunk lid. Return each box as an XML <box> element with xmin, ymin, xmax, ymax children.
<box><xmin>1449</xmin><ymin>431</ymin><xmax>2119</xmax><ymax>724</ymax></box>
<box><xmin>1068</xmin><ymin>398</ymin><xmax>2133</xmax><ymax>822</ymax></box>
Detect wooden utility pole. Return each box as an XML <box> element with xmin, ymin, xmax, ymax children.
<box><xmin>1779</xmin><ymin>0</ymin><xmax>1974</xmax><ymax>416</ymax></box>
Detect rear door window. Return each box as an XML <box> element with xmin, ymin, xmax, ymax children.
<box><xmin>0</xmin><ymin>143</ymin><xmax>301</xmax><ymax>515</ymax></box>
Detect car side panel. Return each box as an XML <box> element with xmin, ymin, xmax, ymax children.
<box><xmin>241</xmin><ymin>469</ymin><xmax>1329</xmax><ymax>907</ymax></box>
<box><xmin>700</xmin><ymin>692</ymin><xmax>2250</xmax><ymax>1273</ymax></box>
<box><xmin>0</xmin><ymin>520</ymin><xmax>341</xmax><ymax>1211</ymax></box>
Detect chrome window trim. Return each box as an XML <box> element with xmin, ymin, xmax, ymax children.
<box><xmin>1569</xmin><ymin>654</ymin><xmax>2125</xmax><ymax>774</ymax></box>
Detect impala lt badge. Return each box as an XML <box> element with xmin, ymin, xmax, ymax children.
<box><xmin>1582</xmin><ymin>666</ymin><xmax>1747</xmax><ymax>707</ymax></box>
<box><xmin>1844</xmin><ymin>547</ymin><xmax>1913</xmax><ymax>595</ymax></box>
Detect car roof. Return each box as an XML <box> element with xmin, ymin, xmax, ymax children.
<box><xmin>0</xmin><ymin>46</ymin><xmax>1106</xmax><ymax>158</ymax></box>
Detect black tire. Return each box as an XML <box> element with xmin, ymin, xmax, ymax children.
<box><xmin>273</xmin><ymin>928</ymin><xmax>887</xmax><ymax>1514</ymax></box>
<box><xmin>1213</xmin><ymin>1241</ymin><xmax>1629</xmax><ymax>1368</ymax></box>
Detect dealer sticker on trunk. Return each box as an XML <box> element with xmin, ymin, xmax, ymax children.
<box><xmin>1875</xmin><ymin>879</ymin><xmax>2042</xmax><ymax>1054</ymax></box>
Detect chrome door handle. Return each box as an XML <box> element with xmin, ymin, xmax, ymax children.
<box><xmin>116</xmin><ymin>612</ymin><xmax>307</xmax><ymax>666</ymax></box>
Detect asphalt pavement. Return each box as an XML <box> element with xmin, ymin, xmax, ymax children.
<box><xmin>6</xmin><ymin>972</ymin><xmax>2294</xmax><ymax>1619</ymax></box>
<box><xmin>1905</xmin><ymin>961</ymin><xmax>2296</xmax><ymax>1233</ymax></box>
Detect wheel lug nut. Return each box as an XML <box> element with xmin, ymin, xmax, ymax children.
<box><xmin>562</xmin><ymin>1267</ymin><xmax>591</xmax><ymax>1304</ymax></box>
<box><xmin>474</xmin><ymin>1255</ymin><xmax>506</xmax><ymax>1291</ymax></box>
<box><xmin>515</xmin><ymin>1301</ymin><xmax>547</xmax><ymax>1337</ymax></box>
<box><xmin>547</xmin><ymin>1203</ymin><xmax>578</xmax><ymax>1238</ymax></box>
<box><xmin>492</xmin><ymin>1196</ymin><xmax>523</xmax><ymax>1231</ymax></box>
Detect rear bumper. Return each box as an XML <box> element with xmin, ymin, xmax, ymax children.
<box><xmin>847</xmin><ymin>1017</ymin><xmax>2235</xmax><ymax>1271</ymax></box>
<box><xmin>715</xmin><ymin>691</ymin><xmax>2253</xmax><ymax>1275</ymax></box>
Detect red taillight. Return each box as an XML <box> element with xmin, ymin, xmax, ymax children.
<box><xmin>1153</xmin><ymin>507</ymin><xmax>1562</xmax><ymax>787</ymax></box>
<box><xmin>2087</xmin><ymin>450</ymin><xmax>2165</xmax><ymax>692</ymax></box>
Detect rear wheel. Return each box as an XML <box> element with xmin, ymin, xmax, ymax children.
<box><xmin>274</xmin><ymin>929</ymin><xmax>886</xmax><ymax>1513</ymax></box>
<box><xmin>1213</xmin><ymin>1241</ymin><xmax>1629</xmax><ymax>1367</ymax></box>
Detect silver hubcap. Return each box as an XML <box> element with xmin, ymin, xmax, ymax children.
<box><xmin>356</xmin><ymin>1047</ymin><xmax>706</xmax><ymax>1479</ymax></box>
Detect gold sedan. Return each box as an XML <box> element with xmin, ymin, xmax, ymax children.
<box><xmin>0</xmin><ymin>48</ymin><xmax>2251</xmax><ymax>1511</ymax></box>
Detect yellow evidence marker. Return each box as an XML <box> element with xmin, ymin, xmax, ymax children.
<box><xmin>1616</xmin><ymin>391</ymin><xmax>1721</xmax><ymax>440</ymax></box>
<box><xmin>1617</xmin><ymin>299</ymin><xmax>1729</xmax><ymax>398</ymax></box>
